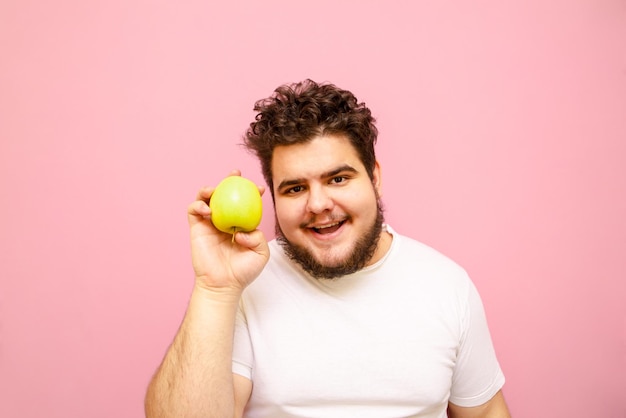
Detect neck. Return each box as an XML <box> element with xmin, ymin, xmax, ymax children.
<box><xmin>366</xmin><ymin>227</ymin><xmax>393</xmax><ymax>267</ymax></box>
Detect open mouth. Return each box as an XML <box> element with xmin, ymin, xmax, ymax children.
<box><xmin>311</xmin><ymin>220</ymin><xmax>345</xmax><ymax>235</ymax></box>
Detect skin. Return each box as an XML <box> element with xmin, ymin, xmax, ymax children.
<box><xmin>448</xmin><ymin>390</ymin><xmax>511</xmax><ymax>417</ymax></box>
<box><xmin>144</xmin><ymin>135</ymin><xmax>511</xmax><ymax>417</ymax></box>
<box><xmin>272</xmin><ymin>134</ymin><xmax>391</xmax><ymax>279</ymax></box>
<box><xmin>144</xmin><ymin>170</ymin><xmax>264</xmax><ymax>418</ymax></box>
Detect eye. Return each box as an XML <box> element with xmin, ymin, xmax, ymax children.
<box><xmin>330</xmin><ymin>176</ymin><xmax>346</xmax><ymax>184</ymax></box>
<box><xmin>286</xmin><ymin>185</ymin><xmax>304</xmax><ymax>194</ymax></box>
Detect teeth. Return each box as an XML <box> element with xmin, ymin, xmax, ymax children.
<box><xmin>314</xmin><ymin>222</ymin><xmax>340</xmax><ymax>230</ymax></box>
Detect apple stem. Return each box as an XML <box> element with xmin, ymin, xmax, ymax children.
<box><xmin>231</xmin><ymin>227</ymin><xmax>237</xmax><ymax>243</ymax></box>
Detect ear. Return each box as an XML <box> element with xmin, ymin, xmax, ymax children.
<box><xmin>372</xmin><ymin>161</ymin><xmax>382</xmax><ymax>197</ymax></box>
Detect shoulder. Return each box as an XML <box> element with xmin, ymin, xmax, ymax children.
<box><xmin>387</xmin><ymin>227</ymin><xmax>470</xmax><ymax>284</ymax></box>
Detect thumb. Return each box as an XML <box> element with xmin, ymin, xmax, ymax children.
<box><xmin>234</xmin><ymin>229</ymin><xmax>269</xmax><ymax>255</ymax></box>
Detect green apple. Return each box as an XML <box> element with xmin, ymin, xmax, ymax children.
<box><xmin>209</xmin><ymin>176</ymin><xmax>263</xmax><ymax>234</ymax></box>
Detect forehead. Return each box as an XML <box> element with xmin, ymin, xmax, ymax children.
<box><xmin>271</xmin><ymin>135</ymin><xmax>364</xmax><ymax>182</ymax></box>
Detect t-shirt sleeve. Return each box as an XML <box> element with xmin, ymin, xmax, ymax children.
<box><xmin>448</xmin><ymin>279</ymin><xmax>505</xmax><ymax>407</ymax></box>
<box><xmin>232</xmin><ymin>302</ymin><xmax>254</xmax><ymax>380</ymax></box>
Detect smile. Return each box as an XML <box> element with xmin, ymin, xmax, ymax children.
<box><xmin>310</xmin><ymin>220</ymin><xmax>345</xmax><ymax>235</ymax></box>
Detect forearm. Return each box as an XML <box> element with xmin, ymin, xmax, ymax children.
<box><xmin>145</xmin><ymin>286</ymin><xmax>241</xmax><ymax>418</ymax></box>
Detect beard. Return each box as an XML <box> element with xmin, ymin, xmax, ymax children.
<box><xmin>276</xmin><ymin>200</ymin><xmax>385</xmax><ymax>280</ymax></box>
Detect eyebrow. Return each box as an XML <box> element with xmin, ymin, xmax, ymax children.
<box><xmin>276</xmin><ymin>164</ymin><xmax>359</xmax><ymax>192</ymax></box>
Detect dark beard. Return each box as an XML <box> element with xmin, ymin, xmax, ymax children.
<box><xmin>276</xmin><ymin>201</ymin><xmax>385</xmax><ymax>280</ymax></box>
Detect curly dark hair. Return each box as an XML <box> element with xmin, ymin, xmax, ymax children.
<box><xmin>243</xmin><ymin>79</ymin><xmax>378</xmax><ymax>195</ymax></box>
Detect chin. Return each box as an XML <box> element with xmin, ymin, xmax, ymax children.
<box><xmin>275</xmin><ymin>200</ymin><xmax>385</xmax><ymax>280</ymax></box>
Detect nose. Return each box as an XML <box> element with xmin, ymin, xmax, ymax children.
<box><xmin>306</xmin><ymin>184</ymin><xmax>333</xmax><ymax>214</ymax></box>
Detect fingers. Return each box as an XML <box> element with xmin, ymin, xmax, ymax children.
<box><xmin>234</xmin><ymin>229</ymin><xmax>269</xmax><ymax>253</ymax></box>
<box><xmin>187</xmin><ymin>200</ymin><xmax>211</xmax><ymax>228</ymax></box>
<box><xmin>195</xmin><ymin>185</ymin><xmax>215</xmax><ymax>202</ymax></box>
<box><xmin>188</xmin><ymin>199</ymin><xmax>210</xmax><ymax>215</ymax></box>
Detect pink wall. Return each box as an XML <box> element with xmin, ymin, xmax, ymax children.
<box><xmin>1</xmin><ymin>1</ymin><xmax>624</xmax><ymax>417</ymax></box>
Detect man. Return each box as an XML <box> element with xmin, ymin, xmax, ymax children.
<box><xmin>145</xmin><ymin>80</ymin><xmax>511</xmax><ymax>417</ymax></box>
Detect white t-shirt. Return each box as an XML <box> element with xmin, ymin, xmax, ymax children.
<box><xmin>233</xmin><ymin>226</ymin><xmax>505</xmax><ymax>417</ymax></box>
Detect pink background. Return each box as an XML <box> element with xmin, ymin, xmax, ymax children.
<box><xmin>1</xmin><ymin>1</ymin><xmax>625</xmax><ymax>417</ymax></box>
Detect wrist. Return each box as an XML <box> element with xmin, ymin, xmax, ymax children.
<box><xmin>191</xmin><ymin>282</ymin><xmax>244</xmax><ymax>305</ymax></box>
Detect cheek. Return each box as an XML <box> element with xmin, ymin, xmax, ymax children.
<box><xmin>275</xmin><ymin>199</ymin><xmax>303</xmax><ymax>228</ymax></box>
<box><xmin>343</xmin><ymin>188</ymin><xmax>378</xmax><ymax>212</ymax></box>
